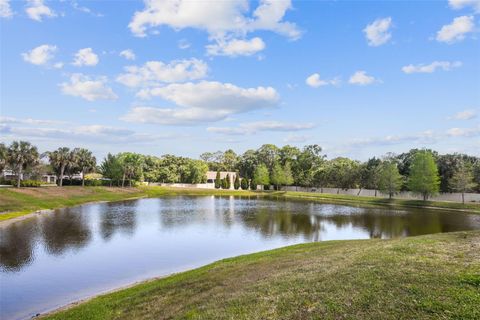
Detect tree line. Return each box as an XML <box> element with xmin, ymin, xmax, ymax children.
<box><xmin>1</xmin><ymin>141</ymin><xmax>478</xmax><ymax>202</ymax></box>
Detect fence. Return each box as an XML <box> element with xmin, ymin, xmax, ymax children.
<box><xmin>281</xmin><ymin>186</ymin><xmax>480</xmax><ymax>203</ymax></box>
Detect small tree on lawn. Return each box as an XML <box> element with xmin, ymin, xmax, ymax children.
<box><xmin>215</xmin><ymin>170</ymin><xmax>221</xmax><ymax>189</ymax></box>
<box><xmin>234</xmin><ymin>173</ymin><xmax>240</xmax><ymax>190</ymax></box>
<box><xmin>408</xmin><ymin>150</ymin><xmax>440</xmax><ymax>201</ymax></box>
<box><xmin>378</xmin><ymin>161</ymin><xmax>403</xmax><ymax>199</ymax></box>
<box><xmin>450</xmin><ymin>161</ymin><xmax>477</xmax><ymax>204</ymax></box>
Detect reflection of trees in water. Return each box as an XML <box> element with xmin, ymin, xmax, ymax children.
<box><xmin>0</xmin><ymin>219</ymin><xmax>40</xmax><ymax>272</ymax></box>
<box><xmin>100</xmin><ymin>201</ymin><xmax>138</xmax><ymax>240</ymax></box>
<box><xmin>41</xmin><ymin>208</ymin><xmax>92</xmax><ymax>255</ymax></box>
<box><xmin>240</xmin><ymin>208</ymin><xmax>325</xmax><ymax>241</ymax></box>
<box><xmin>237</xmin><ymin>204</ymin><xmax>478</xmax><ymax>240</ymax></box>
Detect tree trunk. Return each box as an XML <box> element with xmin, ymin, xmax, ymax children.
<box><xmin>389</xmin><ymin>192</ymin><xmax>393</xmax><ymax>199</ymax></box>
<box><xmin>122</xmin><ymin>172</ymin><xmax>126</xmax><ymax>188</ymax></box>
<box><xmin>462</xmin><ymin>192</ymin><xmax>465</xmax><ymax>205</ymax></box>
<box><xmin>375</xmin><ymin>189</ymin><xmax>377</xmax><ymax>197</ymax></box>
<box><xmin>423</xmin><ymin>193</ymin><xmax>427</xmax><ymax>201</ymax></box>
<box><xmin>129</xmin><ymin>178</ymin><xmax>132</xmax><ymax>187</ymax></box>
<box><xmin>337</xmin><ymin>188</ymin><xmax>340</xmax><ymax>194</ymax></box>
<box><xmin>16</xmin><ymin>165</ymin><xmax>22</xmax><ymax>188</ymax></box>
<box><xmin>357</xmin><ymin>188</ymin><xmax>362</xmax><ymax>196</ymax></box>
<box><xmin>59</xmin><ymin>165</ymin><xmax>65</xmax><ymax>187</ymax></box>
<box><xmin>82</xmin><ymin>169</ymin><xmax>85</xmax><ymax>187</ymax></box>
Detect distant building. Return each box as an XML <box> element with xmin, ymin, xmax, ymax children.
<box><xmin>205</xmin><ymin>171</ymin><xmax>238</xmax><ymax>189</ymax></box>
<box><xmin>1</xmin><ymin>169</ymin><xmax>57</xmax><ymax>185</ymax></box>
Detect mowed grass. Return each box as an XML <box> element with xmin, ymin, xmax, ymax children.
<box><xmin>44</xmin><ymin>231</ymin><xmax>480</xmax><ymax>320</ymax></box>
<box><xmin>0</xmin><ymin>186</ymin><xmax>479</xmax><ymax>221</ymax></box>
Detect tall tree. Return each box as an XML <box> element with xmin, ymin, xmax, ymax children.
<box><xmin>450</xmin><ymin>161</ymin><xmax>477</xmax><ymax>204</ymax></box>
<box><xmin>100</xmin><ymin>153</ymin><xmax>123</xmax><ymax>186</ymax></box>
<box><xmin>378</xmin><ymin>161</ymin><xmax>403</xmax><ymax>199</ymax></box>
<box><xmin>237</xmin><ymin>149</ymin><xmax>258</xmax><ymax>180</ymax></box>
<box><xmin>7</xmin><ymin>141</ymin><xmax>39</xmax><ymax>188</ymax></box>
<box><xmin>283</xmin><ymin>162</ymin><xmax>294</xmax><ymax>186</ymax></box>
<box><xmin>73</xmin><ymin>148</ymin><xmax>96</xmax><ymax>187</ymax></box>
<box><xmin>48</xmin><ymin>147</ymin><xmax>74</xmax><ymax>187</ymax></box>
<box><xmin>256</xmin><ymin>144</ymin><xmax>279</xmax><ymax>172</ymax></box>
<box><xmin>294</xmin><ymin>144</ymin><xmax>325</xmax><ymax>187</ymax></box>
<box><xmin>359</xmin><ymin>157</ymin><xmax>382</xmax><ymax>195</ymax></box>
<box><xmin>118</xmin><ymin>153</ymin><xmax>144</xmax><ymax>187</ymax></box>
<box><xmin>222</xmin><ymin>149</ymin><xmax>238</xmax><ymax>171</ymax></box>
<box><xmin>270</xmin><ymin>162</ymin><xmax>285</xmax><ymax>190</ymax></box>
<box><xmin>253</xmin><ymin>164</ymin><xmax>270</xmax><ymax>190</ymax></box>
<box><xmin>326</xmin><ymin>157</ymin><xmax>361</xmax><ymax>192</ymax></box>
<box><xmin>0</xmin><ymin>143</ymin><xmax>7</xmax><ymax>173</ymax></box>
<box><xmin>408</xmin><ymin>150</ymin><xmax>440</xmax><ymax>201</ymax></box>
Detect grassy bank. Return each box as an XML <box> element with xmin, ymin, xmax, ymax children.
<box><xmin>1</xmin><ymin>186</ymin><xmax>479</xmax><ymax>222</ymax></box>
<box><xmin>44</xmin><ymin>231</ymin><xmax>480</xmax><ymax>319</ymax></box>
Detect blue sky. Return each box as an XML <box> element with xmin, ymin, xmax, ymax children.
<box><xmin>1</xmin><ymin>0</ymin><xmax>479</xmax><ymax>160</ymax></box>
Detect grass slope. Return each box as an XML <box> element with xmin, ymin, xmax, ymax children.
<box><xmin>44</xmin><ymin>231</ymin><xmax>480</xmax><ymax>320</ymax></box>
<box><xmin>0</xmin><ymin>186</ymin><xmax>479</xmax><ymax>221</ymax></box>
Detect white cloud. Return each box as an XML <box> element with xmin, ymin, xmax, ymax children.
<box><xmin>446</xmin><ymin>126</ymin><xmax>480</xmax><ymax>137</ymax></box>
<box><xmin>402</xmin><ymin>61</ymin><xmax>462</xmax><ymax>74</ymax></box>
<box><xmin>348</xmin><ymin>130</ymin><xmax>439</xmax><ymax>147</ymax></box>
<box><xmin>436</xmin><ymin>15</ymin><xmax>475</xmax><ymax>43</ymax></box>
<box><xmin>117</xmin><ymin>58</ymin><xmax>208</xmax><ymax>87</ymax></box>
<box><xmin>348</xmin><ymin>71</ymin><xmax>378</xmax><ymax>85</ymax></box>
<box><xmin>363</xmin><ymin>17</ymin><xmax>392</xmax><ymax>46</ymax></box>
<box><xmin>25</xmin><ymin>0</ymin><xmax>56</xmax><ymax>21</ymax></box>
<box><xmin>119</xmin><ymin>49</ymin><xmax>136</xmax><ymax>60</ymax></box>
<box><xmin>0</xmin><ymin>116</ymin><xmax>64</xmax><ymax>126</ymax></box>
<box><xmin>0</xmin><ymin>122</ymin><xmax>175</xmax><ymax>145</ymax></box>
<box><xmin>73</xmin><ymin>48</ymin><xmax>99</xmax><ymax>66</ymax></box>
<box><xmin>206</xmin><ymin>37</ymin><xmax>265</xmax><ymax>56</ymax></box>
<box><xmin>283</xmin><ymin>134</ymin><xmax>309</xmax><ymax>143</ymax></box>
<box><xmin>449</xmin><ymin>0</ymin><xmax>480</xmax><ymax>13</ymax></box>
<box><xmin>22</xmin><ymin>44</ymin><xmax>57</xmax><ymax>65</ymax></box>
<box><xmin>449</xmin><ymin>109</ymin><xmax>477</xmax><ymax>120</ymax></box>
<box><xmin>207</xmin><ymin>121</ymin><xmax>314</xmax><ymax>135</ymax></box>
<box><xmin>0</xmin><ymin>0</ymin><xmax>13</xmax><ymax>18</ymax></box>
<box><xmin>122</xmin><ymin>81</ymin><xmax>279</xmax><ymax>125</ymax></box>
<box><xmin>305</xmin><ymin>73</ymin><xmax>340</xmax><ymax>88</ymax></box>
<box><xmin>60</xmin><ymin>74</ymin><xmax>117</xmax><ymax>101</ymax></box>
<box><xmin>128</xmin><ymin>0</ymin><xmax>300</xmax><ymax>40</ymax></box>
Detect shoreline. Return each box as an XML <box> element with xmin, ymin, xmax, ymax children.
<box><xmin>39</xmin><ymin>231</ymin><xmax>480</xmax><ymax>319</ymax></box>
<box><xmin>1</xmin><ymin>187</ymin><xmax>479</xmax><ymax>227</ymax></box>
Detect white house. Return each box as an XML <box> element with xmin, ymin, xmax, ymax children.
<box><xmin>206</xmin><ymin>171</ymin><xmax>239</xmax><ymax>189</ymax></box>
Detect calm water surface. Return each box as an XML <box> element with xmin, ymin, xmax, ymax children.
<box><xmin>1</xmin><ymin>196</ymin><xmax>480</xmax><ymax>319</ymax></box>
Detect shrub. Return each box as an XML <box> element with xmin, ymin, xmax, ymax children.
<box><xmin>11</xmin><ymin>180</ymin><xmax>41</xmax><ymax>187</ymax></box>
<box><xmin>241</xmin><ymin>178</ymin><xmax>249</xmax><ymax>190</ymax></box>
<box><xmin>234</xmin><ymin>174</ymin><xmax>240</xmax><ymax>190</ymax></box>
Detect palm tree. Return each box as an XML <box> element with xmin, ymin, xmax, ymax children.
<box><xmin>7</xmin><ymin>141</ymin><xmax>39</xmax><ymax>188</ymax></box>
<box><xmin>74</xmin><ymin>148</ymin><xmax>97</xmax><ymax>186</ymax></box>
<box><xmin>48</xmin><ymin>147</ymin><xmax>74</xmax><ymax>187</ymax></box>
<box><xmin>0</xmin><ymin>143</ymin><xmax>7</xmax><ymax>173</ymax></box>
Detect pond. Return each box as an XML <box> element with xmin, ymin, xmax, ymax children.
<box><xmin>1</xmin><ymin>196</ymin><xmax>480</xmax><ymax>319</ymax></box>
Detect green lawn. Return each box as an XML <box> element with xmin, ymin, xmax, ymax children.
<box><xmin>0</xmin><ymin>186</ymin><xmax>479</xmax><ymax>222</ymax></box>
<box><xmin>44</xmin><ymin>231</ymin><xmax>480</xmax><ymax>320</ymax></box>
